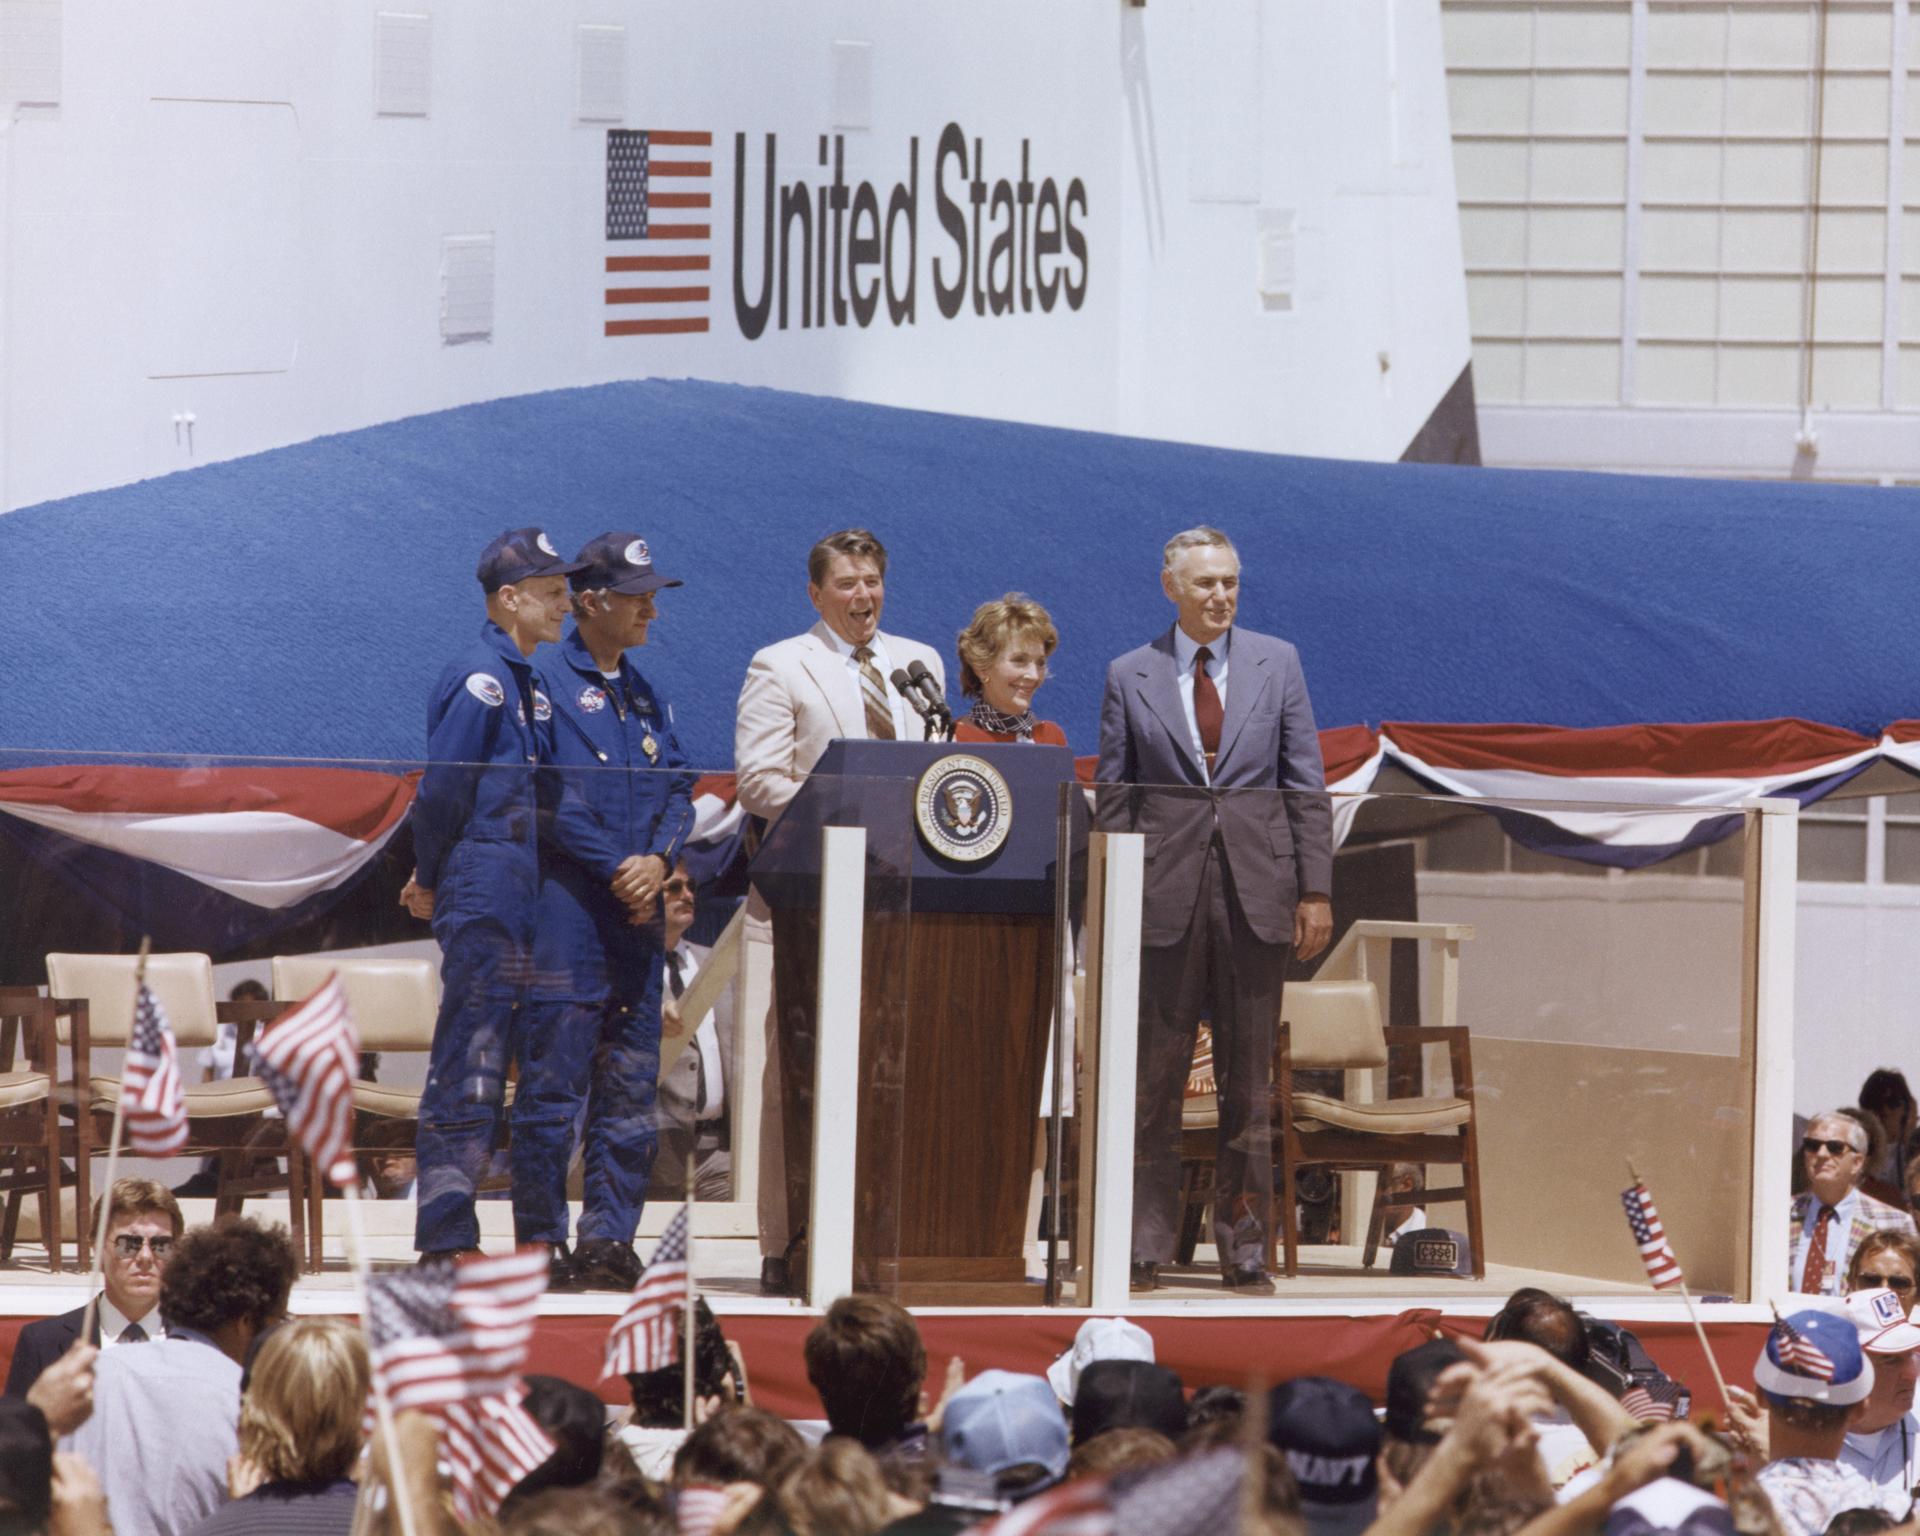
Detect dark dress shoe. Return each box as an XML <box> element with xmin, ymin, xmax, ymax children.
<box><xmin>1223</xmin><ymin>1263</ymin><xmax>1276</xmax><ymax>1295</ymax></box>
<box><xmin>1130</xmin><ymin>1261</ymin><xmax>1160</xmax><ymax>1291</ymax></box>
<box><xmin>542</xmin><ymin>1243</ymin><xmax>579</xmax><ymax>1291</ymax></box>
<box><xmin>573</xmin><ymin>1239</ymin><xmax>643</xmax><ymax>1291</ymax></box>
<box><xmin>760</xmin><ymin>1256</ymin><xmax>796</xmax><ymax>1296</ymax></box>
<box><xmin>415</xmin><ymin>1247</ymin><xmax>483</xmax><ymax>1268</ymax></box>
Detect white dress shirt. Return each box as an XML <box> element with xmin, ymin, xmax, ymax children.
<box><xmin>669</xmin><ymin>942</ymin><xmax>726</xmax><ymax>1122</ymax></box>
<box><xmin>95</xmin><ymin>1295</ymin><xmax>156</xmax><ymax>1348</ymax></box>
<box><xmin>1170</xmin><ymin>624</ymin><xmax>1231</xmax><ymax>782</ymax></box>
<box><xmin>817</xmin><ymin>626</ymin><xmax>912</xmax><ymax>739</ymax></box>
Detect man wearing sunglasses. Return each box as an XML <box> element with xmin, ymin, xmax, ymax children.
<box><xmin>1793</xmin><ymin>1112</ymin><xmax>1917</xmax><ymax>1297</ymax></box>
<box><xmin>2</xmin><ymin>1178</ymin><xmax>180</xmax><ymax>1398</ymax></box>
<box><xmin>653</xmin><ymin>862</ymin><xmax>734</xmax><ymax>1203</ymax></box>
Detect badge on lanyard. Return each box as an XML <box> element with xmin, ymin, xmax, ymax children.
<box><xmin>641</xmin><ymin>732</ymin><xmax>660</xmax><ymax>762</ymax></box>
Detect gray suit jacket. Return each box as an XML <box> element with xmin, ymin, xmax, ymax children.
<box><xmin>1095</xmin><ymin>625</ymin><xmax>1332</xmax><ymax>946</ymax></box>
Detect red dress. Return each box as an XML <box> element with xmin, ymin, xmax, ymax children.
<box><xmin>952</xmin><ymin>718</ymin><xmax>1069</xmax><ymax>747</ymax></box>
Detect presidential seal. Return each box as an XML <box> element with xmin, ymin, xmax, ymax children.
<box><xmin>915</xmin><ymin>754</ymin><xmax>1012</xmax><ymax>862</ymax></box>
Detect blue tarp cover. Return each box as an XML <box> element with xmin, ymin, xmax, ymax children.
<box><xmin>3</xmin><ymin>379</ymin><xmax>1916</xmax><ymax>770</ymax></box>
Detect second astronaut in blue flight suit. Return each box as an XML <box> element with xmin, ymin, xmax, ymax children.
<box><xmin>521</xmin><ymin>531</ymin><xmax>694</xmax><ymax>1289</ymax></box>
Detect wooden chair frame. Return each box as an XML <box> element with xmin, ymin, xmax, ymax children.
<box><xmin>1274</xmin><ymin>1018</ymin><xmax>1487</xmax><ymax>1278</ymax></box>
<box><xmin>0</xmin><ymin>991</ymin><xmax>73</xmax><ymax>1270</ymax></box>
<box><xmin>57</xmin><ymin>991</ymin><xmax>310</xmax><ymax>1267</ymax></box>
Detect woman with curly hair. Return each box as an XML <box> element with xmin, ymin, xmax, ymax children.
<box><xmin>953</xmin><ymin>594</ymin><xmax>1067</xmax><ymax>746</ymax></box>
<box><xmin>185</xmin><ymin>1318</ymin><xmax>368</xmax><ymax>1536</ymax></box>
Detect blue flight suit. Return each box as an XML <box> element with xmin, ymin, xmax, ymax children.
<box><xmin>518</xmin><ymin>626</ymin><xmax>694</xmax><ymax>1246</ymax></box>
<box><xmin>411</xmin><ymin>621</ymin><xmax>556</xmax><ymax>1252</ymax></box>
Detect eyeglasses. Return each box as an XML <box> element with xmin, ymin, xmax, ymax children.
<box><xmin>1802</xmin><ymin>1137</ymin><xmax>1859</xmax><ymax>1156</ymax></box>
<box><xmin>1866</xmin><ymin>1273</ymin><xmax>1918</xmax><ymax>1294</ymax></box>
<box><xmin>111</xmin><ymin>1234</ymin><xmax>174</xmax><ymax>1259</ymax></box>
<box><xmin>662</xmin><ymin>877</ymin><xmax>697</xmax><ymax>895</ymax></box>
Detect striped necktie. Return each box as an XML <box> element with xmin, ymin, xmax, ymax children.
<box><xmin>853</xmin><ymin>645</ymin><xmax>896</xmax><ymax>740</ymax></box>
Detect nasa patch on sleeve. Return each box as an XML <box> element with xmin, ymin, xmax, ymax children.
<box><xmin>465</xmin><ymin>672</ymin><xmax>506</xmax><ymax>708</ymax></box>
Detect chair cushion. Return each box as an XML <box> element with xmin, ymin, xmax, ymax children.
<box><xmin>1292</xmin><ymin>1091</ymin><xmax>1471</xmax><ymax>1135</ymax></box>
<box><xmin>91</xmin><ymin>1075</ymin><xmax>279</xmax><ymax>1118</ymax></box>
<box><xmin>0</xmin><ymin>1070</ymin><xmax>50</xmax><ymax>1110</ymax></box>
<box><xmin>352</xmin><ymin>1081</ymin><xmax>423</xmax><ymax>1118</ymax></box>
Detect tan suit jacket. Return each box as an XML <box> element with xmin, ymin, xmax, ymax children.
<box><xmin>734</xmin><ymin>619</ymin><xmax>947</xmax><ymax>823</ymax></box>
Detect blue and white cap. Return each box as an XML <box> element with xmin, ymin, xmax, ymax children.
<box><xmin>570</xmin><ymin>532</ymin><xmax>683</xmax><ymax>596</ymax></box>
<box><xmin>476</xmin><ymin>527</ymin><xmax>586</xmax><ymax>592</ymax></box>
<box><xmin>1754</xmin><ymin>1308</ymin><xmax>1874</xmax><ymax>1405</ymax></box>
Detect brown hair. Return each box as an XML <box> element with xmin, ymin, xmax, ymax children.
<box><xmin>807</xmin><ymin>529</ymin><xmax>888</xmax><ymax>587</ymax></box>
<box><xmin>499</xmin><ymin>1488</ymin><xmax>641</xmax><ymax>1536</ymax></box>
<box><xmin>236</xmin><ymin>1318</ymin><xmax>369</xmax><ymax>1483</ymax></box>
<box><xmin>671</xmin><ymin>1406</ymin><xmax>807</xmax><ymax>1488</ymax></box>
<box><xmin>92</xmin><ymin>1177</ymin><xmax>184</xmax><ymax>1240</ymax></box>
<box><xmin>777</xmin><ymin>1439</ymin><xmax>892</xmax><ymax>1536</ymax></box>
<box><xmin>955</xmin><ymin>594</ymin><xmax>1059</xmax><ymax>699</ymax></box>
<box><xmin>1066</xmin><ymin>1426</ymin><xmax>1178</xmax><ymax>1481</ymax></box>
<box><xmin>1848</xmin><ymin>1229</ymin><xmax>1920</xmax><ymax>1290</ymax></box>
<box><xmin>803</xmin><ymin>1296</ymin><xmax>926</xmax><ymax>1447</ymax></box>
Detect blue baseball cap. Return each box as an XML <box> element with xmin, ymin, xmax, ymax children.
<box><xmin>942</xmin><ymin>1369</ymin><xmax>1069</xmax><ymax>1481</ymax></box>
<box><xmin>570</xmin><ymin>532</ymin><xmax>683</xmax><ymax>596</ymax></box>
<box><xmin>476</xmin><ymin>527</ymin><xmax>586</xmax><ymax>592</ymax></box>
<box><xmin>1755</xmin><ymin>1309</ymin><xmax>1873</xmax><ymax>1405</ymax></box>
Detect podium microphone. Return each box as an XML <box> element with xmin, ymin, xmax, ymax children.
<box><xmin>891</xmin><ymin>667</ymin><xmax>943</xmax><ymax>741</ymax></box>
<box><xmin>905</xmin><ymin>660</ymin><xmax>954</xmax><ymax>740</ymax></box>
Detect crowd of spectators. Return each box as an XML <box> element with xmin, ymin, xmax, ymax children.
<box><xmin>13</xmin><ymin>1070</ymin><xmax>1920</xmax><ymax>1536</ymax></box>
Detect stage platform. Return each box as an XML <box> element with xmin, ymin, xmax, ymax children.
<box><xmin>0</xmin><ymin>1227</ymin><xmax>1772</xmax><ymax>1419</ymax></box>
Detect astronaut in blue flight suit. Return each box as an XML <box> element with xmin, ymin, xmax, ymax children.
<box><xmin>401</xmin><ymin>526</ymin><xmax>588</xmax><ymax>1260</ymax></box>
<box><xmin>521</xmin><ymin>531</ymin><xmax>695</xmax><ymax>1290</ymax></box>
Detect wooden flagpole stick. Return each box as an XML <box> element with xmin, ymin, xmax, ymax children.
<box><xmin>1629</xmin><ymin>1158</ymin><xmax>1734</xmax><ymax>1417</ymax></box>
<box><xmin>342</xmin><ymin>1182</ymin><xmax>423</xmax><ymax>1536</ymax></box>
<box><xmin>683</xmin><ymin>1156</ymin><xmax>697</xmax><ymax>1432</ymax></box>
<box><xmin>81</xmin><ymin>937</ymin><xmax>149</xmax><ymax>1343</ymax></box>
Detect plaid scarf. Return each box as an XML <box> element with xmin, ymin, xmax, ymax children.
<box><xmin>969</xmin><ymin>699</ymin><xmax>1036</xmax><ymax>740</ymax></box>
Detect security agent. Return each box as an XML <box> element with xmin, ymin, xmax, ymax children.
<box><xmin>522</xmin><ymin>532</ymin><xmax>694</xmax><ymax>1290</ymax></box>
<box><xmin>402</xmin><ymin>527</ymin><xmax>582</xmax><ymax>1261</ymax></box>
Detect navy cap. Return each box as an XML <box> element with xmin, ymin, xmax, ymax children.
<box><xmin>476</xmin><ymin>527</ymin><xmax>587</xmax><ymax>593</ymax></box>
<box><xmin>1269</xmin><ymin>1377</ymin><xmax>1382</xmax><ymax>1536</ymax></box>
<box><xmin>571</xmin><ymin>532</ymin><xmax>683</xmax><ymax>596</ymax></box>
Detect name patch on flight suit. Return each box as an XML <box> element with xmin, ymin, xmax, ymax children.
<box><xmin>465</xmin><ymin>673</ymin><xmax>506</xmax><ymax>707</ymax></box>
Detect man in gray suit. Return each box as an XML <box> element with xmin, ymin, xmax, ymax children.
<box><xmin>1096</xmin><ymin>526</ymin><xmax>1334</xmax><ymax>1293</ymax></box>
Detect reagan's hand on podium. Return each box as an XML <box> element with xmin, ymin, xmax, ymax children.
<box><xmin>1293</xmin><ymin>896</ymin><xmax>1333</xmax><ymax>962</ymax></box>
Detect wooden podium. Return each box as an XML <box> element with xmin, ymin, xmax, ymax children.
<box><xmin>748</xmin><ymin>740</ymin><xmax>1080</xmax><ymax>1303</ymax></box>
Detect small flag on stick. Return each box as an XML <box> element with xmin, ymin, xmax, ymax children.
<box><xmin>1621</xmin><ymin>1180</ymin><xmax>1685</xmax><ymax>1290</ymax></box>
<box><xmin>251</xmin><ymin>973</ymin><xmax>359</xmax><ymax>1187</ymax></box>
<box><xmin>121</xmin><ymin>983</ymin><xmax>188</xmax><ymax>1156</ymax></box>
<box><xmin>440</xmin><ymin>1389</ymin><xmax>557</xmax><ymax>1522</ymax></box>
<box><xmin>366</xmin><ymin>1247</ymin><xmax>549</xmax><ymax>1410</ymax></box>
<box><xmin>1771</xmin><ymin>1313</ymin><xmax>1837</xmax><ymax>1382</ymax></box>
<box><xmin>1620</xmin><ymin>1378</ymin><xmax>1687</xmax><ymax>1422</ymax></box>
<box><xmin>604</xmin><ymin>1205</ymin><xmax>691</xmax><ymax>1379</ymax></box>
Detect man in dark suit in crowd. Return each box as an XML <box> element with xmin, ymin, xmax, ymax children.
<box><xmin>3</xmin><ymin>1179</ymin><xmax>181</xmax><ymax>1397</ymax></box>
<box><xmin>1096</xmin><ymin>526</ymin><xmax>1333</xmax><ymax>1294</ymax></box>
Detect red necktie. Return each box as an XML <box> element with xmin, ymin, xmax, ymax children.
<box><xmin>1799</xmin><ymin>1204</ymin><xmax>1835</xmax><ymax>1293</ymax></box>
<box><xmin>1193</xmin><ymin>646</ymin><xmax>1223</xmax><ymax>766</ymax></box>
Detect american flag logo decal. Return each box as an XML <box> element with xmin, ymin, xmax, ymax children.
<box><xmin>605</xmin><ymin>129</ymin><xmax>711</xmax><ymax>338</ymax></box>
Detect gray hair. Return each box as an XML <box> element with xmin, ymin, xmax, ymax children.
<box><xmin>1162</xmin><ymin>527</ymin><xmax>1239</xmax><ymax>572</ymax></box>
<box><xmin>1810</xmin><ymin>1112</ymin><xmax>1869</xmax><ymax>1154</ymax></box>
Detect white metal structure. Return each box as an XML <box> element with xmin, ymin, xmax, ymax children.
<box><xmin>0</xmin><ymin>1</ymin><xmax>1474</xmax><ymax>513</ymax></box>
